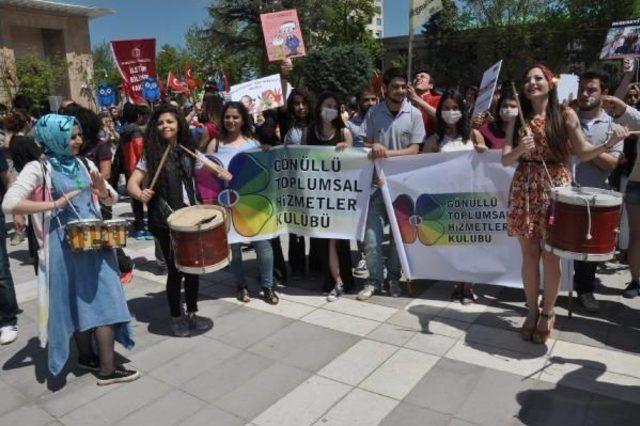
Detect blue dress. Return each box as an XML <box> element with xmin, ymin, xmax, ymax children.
<box><xmin>47</xmin><ymin>164</ymin><xmax>133</xmax><ymax>375</ymax></box>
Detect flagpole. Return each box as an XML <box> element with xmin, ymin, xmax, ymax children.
<box><xmin>408</xmin><ymin>0</ymin><xmax>414</xmax><ymax>81</ymax></box>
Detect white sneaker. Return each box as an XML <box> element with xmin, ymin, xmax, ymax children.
<box><xmin>327</xmin><ymin>283</ymin><xmax>344</xmax><ymax>302</ymax></box>
<box><xmin>353</xmin><ymin>259</ymin><xmax>368</xmax><ymax>277</ymax></box>
<box><xmin>356</xmin><ymin>284</ymin><xmax>376</xmax><ymax>301</ymax></box>
<box><xmin>0</xmin><ymin>325</ymin><xmax>18</xmax><ymax>345</ymax></box>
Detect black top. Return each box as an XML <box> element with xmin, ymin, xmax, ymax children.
<box><xmin>305</xmin><ymin>125</ymin><xmax>343</xmax><ymax>146</ymax></box>
<box><xmin>9</xmin><ymin>135</ymin><xmax>42</xmax><ymax>172</ymax></box>
<box><xmin>0</xmin><ymin>149</ymin><xmax>9</xmax><ymax>199</ymax></box>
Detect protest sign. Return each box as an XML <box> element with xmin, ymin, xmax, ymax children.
<box><xmin>600</xmin><ymin>19</ymin><xmax>640</xmax><ymax>60</ymax></box>
<box><xmin>229</xmin><ymin>74</ymin><xmax>286</xmax><ymax>116</ymax></box>
<box><xmin>409</xmin><ymin>0</ymin><xmax>443</xmax><ymax>29</ymax></box>
<box><xmin>557</xmin><ymin>73</ymin><xmax>579</xmax><ymax>104</ymax></box>
<box><xmin>110</xmin><ymin>39</ymin><xmax>156</xmax><ymax>104</ymax></box>
<box><xmin>260</xmin><ymin>9</ymin><xmax>306</xmax><ymax>62</ymax></box>
<box><xmin>472</xmin><ymin>60</ymin><xmax>502</xmax><ymax>116</ymax></box>
<box><xmin>194</xmin><ymin>146</ymin><xmax>373</xmax><ymax>244</ymax></box>
<box><xmin>377</xmin><ymin>151</ymin><xmax>572</xmax><ymax>290</ymax></box>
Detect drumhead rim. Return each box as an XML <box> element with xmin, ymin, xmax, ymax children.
<box><xmin>543</xmin><ymin>243</ymin><xmax>615</xmax><ymax>261</ymax></box>
<box><xmin>550</xmin><ymin>186</ymin><xmax>623</xmax><ymax>207</ymax></box>
<box><xmin>168</xmin><ymin>205</ymin><xmax>226</xmax><ymax>231</ymax></box>
<box><xmin>174</xmin><ymin>256</ymin><xmax>230</xmax><ymax>274</ymax></box>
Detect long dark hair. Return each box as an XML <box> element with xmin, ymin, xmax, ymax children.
<box><xmin>143</xmin><ymin>103</ymin><xmax>191</xmax><ymax>183</ymax></box>
<box><xmin>219</xmin><ymin>101</ymin><xmax>253</xmax><ymax>140</ymax></box>
<box><xmin>435</xmin><ymin>89</ymin><xmax>470</xmax><ymax>145</ymax></box>
<box><xmin>515</xmin><ymin>64</ymin><xmax>569</xmax><ymax>162</ymax></box>
<box><xmin>313</xmin><ymin>92</ymin><xmax>344</xmax><ymax>136</ymax></box>
<box><xmin>493</xmin><ymin>84</ymin><xmax>517</xmax><ymax>131</ymax></box>
<box><xmin>287</xmin><ymin>88</ymin><xmax>313</xmax><ymax>127</ymax></box>
<box><xmin>203</xmin><ymin>92</ymin><xmax>224</xmax><ymax>125</ymax></box>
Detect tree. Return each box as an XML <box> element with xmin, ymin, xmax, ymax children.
<box><xmin>156</xmin><ymin>44</ymin><xmax>191</xmax><ymax>81</ymax></box>
<box><xmin>302</xmin><ymin>44</ymin><xmax>373</xmax><ymax>100</ymax></box>
<box><xmin>193</xmin><ymin>0</ymin><xmax>379</xmax><ymax>83</ymax></box>
<box><xmin>14</xmin><ymin>54</ymin><xmax>68</xmax><ymax>113</ymax></box>
<box><xmin>92</xmin><ymin>42</ymin><xmax>121</xmax><ymax>87</ymax></box>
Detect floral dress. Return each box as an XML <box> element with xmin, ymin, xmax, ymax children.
<box><xmin>507</xmin><ymin>117</ymin><xmax>572</xmax><ymax>239</ymax></box>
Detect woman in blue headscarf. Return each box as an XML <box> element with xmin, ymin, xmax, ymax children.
<box><xmin>2</xmin><ymin>114</ymin><xmax>139</xmax><ymax>385</ymax></box>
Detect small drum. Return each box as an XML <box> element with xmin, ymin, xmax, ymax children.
<box><xmin>545</xmin><ymin>186</ymin><xmax>623</xmax><ymax>261</ymax></box>
<box><xmin>102</xmin><ymin>219</ymin><xmax>129</xmax><ymax>249</ymax></box>
<box><xmin>66</xmin><ymin>219</ymin><xmax>104</xmax><ymax>251</ymax></box>
<box><xmin>167</xmin><ymin>205</ymin><xmax>230</xmax><ymax>274</ymax></box>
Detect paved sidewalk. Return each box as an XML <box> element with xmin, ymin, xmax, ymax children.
<box><xmin>1</xmin><ymin>202</ymin><xmax>639</xmax><ymax>425</ymax></box>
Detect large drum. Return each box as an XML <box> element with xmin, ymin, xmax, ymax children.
<box><xmin>545</xmin><ymin>186</ymin><xmax>623</xmax><ymax>261</ymax></box>
<box><xmin>167</xmin><ymin>205</ymin><xmax>230</xmax><ymax>274</ymax></box>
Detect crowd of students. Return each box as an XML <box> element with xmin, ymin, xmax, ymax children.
<box><xmin>0</xmin><ymin>57</ymin><xmax>638</xmax><ymax>385</ymax></box>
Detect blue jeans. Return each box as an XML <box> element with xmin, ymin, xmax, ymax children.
<box><xmin>230</xmin><ymin>240</ymin><xmax>274</xmax><ymax>289</ymax></box>
<box><xmin>0</xmin><ymin>213</ymin><xmax>18</xmax><ymax>326</ymax></box>
<box><xmin>364</xmin><ymin>190</ymin><xmax>401</xmax><ymax>288</ymax></box>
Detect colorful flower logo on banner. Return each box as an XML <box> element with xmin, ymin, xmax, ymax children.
<box><xmin>196</xmin><ymin>152</ymin><xmax>275</xmax><ymax>237</ymax></box>
<box><xmin>393</xmin><ymin>193</ymin><xmax>445</xmax><ymax>245</ymax></box>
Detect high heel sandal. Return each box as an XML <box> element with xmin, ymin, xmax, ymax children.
<box><xmin>532</xmin><ymin>311</ymin><xmax>555</xmax><ymax>344</ymax></box>
<box><xmin>521</xmin><ymin>309</ymin><xmax>539</xmax><ymax>341</ymax></box>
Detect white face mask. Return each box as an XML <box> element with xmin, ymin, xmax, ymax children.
<box><xmin>499</xmin><ymin>107</ymin><xmax>519</xmax><ymax>121</ymax></box>
<box><xmin>441</xmin><ymin>110</ymin><xmax>462</xmax><ymax>125</ymax></box>
<box><xmin>321</xmin><ymin>107</ymin><xmax>338</xmax><ymax>122</ymax></box>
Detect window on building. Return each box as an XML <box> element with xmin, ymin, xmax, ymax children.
<box><xmin>376</xmin><ymin>18</ymin><xmax>382</xmax><ymax>26</ymax></box>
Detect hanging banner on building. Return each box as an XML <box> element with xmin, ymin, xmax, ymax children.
<box><xmin>260</xmin><ymin>9</ymin><xmax>306</xmax><ymax>62</ymax></box>
<box><xmin>472</xmin><ymin>60</ymin><xmax>502</xmax><ymax>116</ymax></box>
<box><xmin>195</xmin><ymin>145</ymin><xmax>373</xmax><ymax>244</ymax></box>
<box><xmin>230</xmin><ymin>74</ymin><xmax>285</xmax><ymax>116</ymax></box>
<box><xmin>378</xmin><ymin>151</ymin><xmax>520</xmax><ymax>286</ymax></box>
<box><xmin>600</xmin><ymin>19</ymin><xmax>640</xmax><ymax>60</ymax></box>
<box><xmin>110</xmin><ymin>38</ymin><xmax>157</xmax><ymax>104</ymax></box>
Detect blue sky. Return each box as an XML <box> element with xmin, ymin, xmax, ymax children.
<box><xmin>64</xmin><ymin>0</ymin><xmax>411</xmax><ymax>47</ymax></box>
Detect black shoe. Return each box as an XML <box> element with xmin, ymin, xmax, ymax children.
<box><xmin>97</xmin><ymin>367</ymin><xmax>141</xmax><ymax>386</ymax></box>
<box><xmin>623</xmin><ymin>281</ymin><xmax>640</xmax><ymax>299</ymax></box>
<box><xmin>77</xmin><ymin>356</ymin><xmax>100</xmax><ymax>372</ymax></box>
<box><xmin>262</xmin><ymin>287</ymin><xmax>279</xmax><ymax>305</ymax></box>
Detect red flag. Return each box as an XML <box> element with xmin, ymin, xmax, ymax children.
<box><xmin>110</xmin><ymin>39</ymin><xmax>157</xmax><ymax>104</ymax></box>
<box><xmin>167</xmin><ymin>71</ymin><xmax>189</xmax><ymax>93</ymax></box>
<box><xmin>184</xmin><ymin>65</ymin><xmax>201</xmax><ymax>91</ymax></box>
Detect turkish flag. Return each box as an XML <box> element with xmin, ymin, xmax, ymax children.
<box><xmin>167</xmin><ymin>71</ymin><xmax>189</xmax><ymax>93</ymax></box>
<box><xmin>184</xmin><ymin>65</ymin><xmax>201</xmax><ymax>91</ymax></box>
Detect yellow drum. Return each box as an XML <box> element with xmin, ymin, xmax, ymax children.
<box><xmin>102</xmin><ymin>219</ymin><xmax>128</xmax><ymax>249</ymax></box>
<box><xmin>66</xmin><ymin>219</ymin><xmax>103</xmax><ymax>251</ymax></box>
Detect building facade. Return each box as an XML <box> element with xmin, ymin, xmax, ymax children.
<box><xmin>0</xmin><ymin>0</ymin><xmax>111</xmax><ymax>109</ymax></box>
<box><xmin>366</xmin><ymin>0</ymin><xmax>384</xmax><ymax>39</ymax></box>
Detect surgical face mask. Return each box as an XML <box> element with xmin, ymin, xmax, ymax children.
<box><xmin>441</xmin><ymin>110</ymin><xmax>462</xmax><ymax>125</ymax></box>
<box><xmin>582</xmin><ymin>96</ymin><xmax>599</xmax><ymax>110</ymax></box>
<box><xmin>499</xmin><ymin>107</ymin><xmax>519</xmax><ymax>121</ymax></box>
<box><xmin>321</xmin><ymin>107</ymin><xmax>338</xmax><ymax>122</ymax></box>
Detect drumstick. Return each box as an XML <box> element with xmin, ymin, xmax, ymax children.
<box><xmin>149</xmin><ymin>144</ymin><xmax>171</xmax><ymax>191</ymax></box>
<box><xmin>177</xmin><ymin>144</ymin><xmax>227</xmax><ymax>175</ymax></box>
<box><xmin>628</xmin><ymin>130</ymin><xmax>640</xmax><ymax>134</ymax></box>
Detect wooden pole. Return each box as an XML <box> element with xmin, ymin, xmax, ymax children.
<box><xmin>149</xmin><ymin>144</ymin><xmax>171</xmax><ymax>191</ymax></box>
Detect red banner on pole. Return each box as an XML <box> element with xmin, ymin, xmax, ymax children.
<box><xmin>110</xmin><ymin>38</ymin><xmax>157</xmax><ymax>104</ymax></box>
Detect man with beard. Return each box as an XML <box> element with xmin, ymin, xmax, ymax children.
<box><xmin>347</xmin><ymin>86</ymin><xmax>379</xmax><ymax>148</ymax></box>
<box><xmin>358</xmin><ymin>68</ymin><xmax>425</xmax><ymax>300</ymax></box>
<box><xmin>574</xmin><ymin>70</ymin><xmax>625</xmax><ymax>312</ymax></box>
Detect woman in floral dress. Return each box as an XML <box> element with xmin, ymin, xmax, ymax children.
<box><xmin>502</xmin><ymin>64</ymin><xmax>629</xmax><ymax>344</ymax></box>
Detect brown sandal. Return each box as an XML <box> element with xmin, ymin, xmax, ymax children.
<box><xmin>237</xmin><ymin>286</ymin><xmax>251</xmax><ymax>303</ymax></box>
<box><xmin>521</xmin><ymin>309</ymin><xmax>539</xmax><ymax>341</ymax></box>
<box><xmin>532</xmin><ymin>311</ymin><xmax>555</xmax><ymax>344</ymax></box>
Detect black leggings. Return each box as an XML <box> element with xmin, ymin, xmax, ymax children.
<box><xmin>154</xmin><ymin>229</ymin><xmax>199</xmax><ymax>318</ymax></box>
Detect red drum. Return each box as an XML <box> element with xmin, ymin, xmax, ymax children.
<box><xmin>545</xmin><ymin>186</ymin><xmax>623</xmax><ymax>261</ymax></box>
<box><xmin>167</xmin><ymin>205</ymin><xmax>230</xmax><ymax>274</ymax></box>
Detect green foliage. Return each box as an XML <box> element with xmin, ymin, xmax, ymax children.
<box><xmin>192</xmin><ymin>0</ymin><xmax>379</xmax><ymax>84</ymax></box>
<box><xmin>92</xmin><ymin>42</ymin><xmax>121</xmax><ymax>87</ymax></box>
<box><xmin>415</xmin><ymin>0</ymin><xmax>638</xmax><ymax>88</ymax></box>
<box><xmin>14</xmin><ymin>54</ymin><xmax>67</xmax><ymax>113</ymax></box>
<box><xmin>302</xmin><ymin>43</ymin><xmax>373</xmax><ymax>100</ymax></box>
<box><xmin>156</xmin><ymin>44</ymin><xmax>191</xmax><ymax>80</ymax></box>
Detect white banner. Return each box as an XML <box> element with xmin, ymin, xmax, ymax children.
<box><xmin>195</xmin><ymin>145</ymin><xmax>373</xmax><ymax>244</ymax></box>
<box><xmin>377</xmin><ymin>151</ymin><xmax>572</xmax><ymax>289</ymax></box>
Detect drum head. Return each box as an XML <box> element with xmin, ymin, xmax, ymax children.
<box><xmin>103</xmin><ymin>219</ymin><xmax>128</xmax><ymax>226</ymax></box>
<box><xmin>167</xmin><ymin>205</ymin><xmax>225</xmax><ymax>232</ymax></box>
<box><xmin>67</xmin><ymin>219</ymin><xmax>102</xmax><ymax>227</ymax></box>
<box><xmin>550</xmin><ymin>186</ymin><xmax>622</xmax><ymax>207</ymax></box>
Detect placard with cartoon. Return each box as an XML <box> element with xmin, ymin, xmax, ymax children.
<box><xmin>260</xmin><ymin>9</ymin><xmax>306</xmax><ymax>62</ymax></box>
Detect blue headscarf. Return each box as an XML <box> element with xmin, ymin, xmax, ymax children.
<box><xmin>35</xmin><ymin>114</ymin><xmax>82</xmax><ymax>179</ymax></box>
